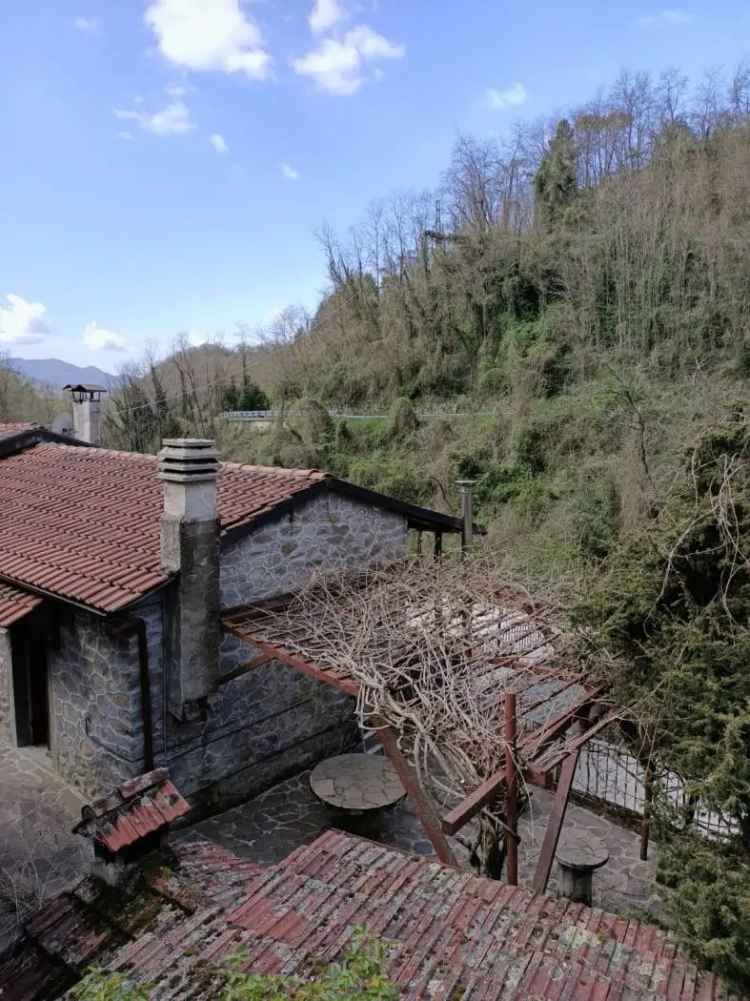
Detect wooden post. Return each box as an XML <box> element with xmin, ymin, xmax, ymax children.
<box><xmin>433</xmin><ymin>531</ymin><xmax>443</xmax><ymax>559</ymax></box>
<box><xmin>375</xmin><ymin>723</ymin><xmax>457</xmax><ymax>867</ymax></box>
<box><xmin>504</xmin><ymin>691</ymin><xmax>519</xmax><ymax>885</ymax></box>
<box><xmin>640</xmin><ymin>766</ymin><xmax>653</xmax><ymax>861</ymax></box>
<box><xmin>416</xmin><ymin>530</ymin><xmax>423</xmax><ymax>556</ymax></box>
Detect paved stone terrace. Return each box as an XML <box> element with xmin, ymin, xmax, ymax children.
<box><xmin>184</xmin><ymin>763</ymin><xmax>660</xmax><ymax>918</ymax></box>
<box><xmin>0</xmin><ymin>742</ymin><xmax>89</xmax><ymax>954</ymax></box>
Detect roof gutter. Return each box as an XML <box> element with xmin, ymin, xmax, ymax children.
<box><xmin>111</xmin><ymin>614</ymin><xmax>155</xmax><ymax>773</ymax></box>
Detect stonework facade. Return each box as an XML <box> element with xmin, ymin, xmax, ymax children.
<box><xmin>0</xmin><ymin>629</ymin><xmax>12</xmax><ymax>744</ymax></box>
<box><xmin>220</xmin><ymin>491</ymin><xmax>409</xmax><ymax>608</ymax></box>
<box><xmin>46</xmin><ymin>609</ymin><xmax>145</xmax><ymax>799</ymax></box>
<box><xmin>5</xmin><ymin>490</ymin><xmax>410</xmax><ymax>814</ymax></box>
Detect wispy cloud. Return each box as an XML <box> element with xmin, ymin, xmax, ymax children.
<box><xmin>293</xmin><ymin>25</ymin><xmax>404</xmax><ymax>95</ymax></box>
<box><xmin>0</xmin><ymin>293</ymin><xmax>50</xmax><ymax>345</ymax></box>
<box><xmin>637</xmin><ymin>8</ymin><xmax>694</xmax><ymax>26</ymax></box>
<box><xmin>280</xmin><ymin>162</ymin><xmax>300</xmax><ymax>181</ymax></box>
<box><xmin>144</xmin><ymin>0</ymin><xmax>271</xmax><ymax>79</ymax></box>
<box><xmin>83</xmin><ymin>322</ymin><xmax>127</xmax><ymax>352</ymax></box>
<box><xmin>309</xmin><ymin>0</ymin><xmax>347</xmax><ymax>34</ymax></box>
<box><xmin>486</xmin><ymin>82</ymin><xmax>528</xmax><ymax>110</ymax></box>
<box><xmin>73</xmin><ymin>15</ymin><xmax>99</xmax><ymax>33</ymax></box>
<box><xmin>114</xmin><ymin>90</ymin><xmax>193</xmax><ymax>136</ymax></box>
<box><xmin>210</xmin><ymin>132</ymin><xmax>229</xmax><ymax>154</ymax></box>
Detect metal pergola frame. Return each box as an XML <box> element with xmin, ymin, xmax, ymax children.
<box><xmin>223</xmin><ymin>568</ymin><xmax>621</xmax><ymax>891</ymax></box>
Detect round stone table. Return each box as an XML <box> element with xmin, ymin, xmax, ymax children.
<box><xmin>310</xmin><ymin>754</ymin><xmax>406</xmax><ymax>814</ymax></box>
<box><xmin>556</xmin><ymin>833</ymin><xmax>609</xmax><ymax>906</ymax></box>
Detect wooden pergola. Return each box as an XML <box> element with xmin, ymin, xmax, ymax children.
<box><xmin>223</xmin><ymin>565</ymin><xmax>621</xmax><ymax>891</ymax></box>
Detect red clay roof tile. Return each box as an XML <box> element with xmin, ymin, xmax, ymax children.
<box><xmin>0</xmin><ymin>442</ymin><xmax>326</xmax><ymax>613</ymax></box>
<box><xmin>0</xmin><ymin>580</ymin><xmax>43</xmax><ymax>627</ymax></box>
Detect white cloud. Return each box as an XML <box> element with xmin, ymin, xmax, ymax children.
<box><xmin>293</xmin><ymin>25</ymin><xmax>404</xmax><ymax>95</ymax></box>
<box><xmin>280</xmin><ymin>162</ymin><xmax>300</xmax><ymax>180</ymax></box>
<box><xmin>83</xmin><ymin>322</ymin><xmax>127</xmax><ymax>352</ymax></box>
<box><xmin>0</xmin><ymin>294</ymin><xmax>50</xmax><ymax>345</ymax></box>
<box><xmin>144</xmin><ymin>0</ymin><xmax>271</xmax><ymax>79</ymax></box>
<box><xmin>309</xmin><ymin>0</ymin><xmax>346</xmax><ymax>34</ymax></box>
<box><xmin>210</xmin><ymin>132</ymin><xmax>229</xmax><ymax>154</ymax></box>
<box><xmin>114</xmin><ymin>93</ymin><xmax>193</xmax><ymax>135</ymax></box>
<box><xmin>486</xmin><ymin>82</ymin><xmax>528</xmax><ymax>110</ymax></box>
<box><xmin>73</xmin><ymin>15</ymin><xmax>99</xmax><ymax>33</ymax></box>
<box><xmin>118</xmin><ymin>130</ymin><xmax>135</xmax><ymax>141</ymax></box>
<box><xmin>638</xmin><ymin>8</ymin><xmax>694</xmax><ymax>26</ymax></box>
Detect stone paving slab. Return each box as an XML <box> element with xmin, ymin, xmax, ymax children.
<box><xmin>184</xmin><ymin>760</ymin><xmax>661</xmax><ymax>918</ymax></box>
<box><xmin>0</xmin><ymin>741</ymin><xmax>90</xmax><ymax>954</ymax></box>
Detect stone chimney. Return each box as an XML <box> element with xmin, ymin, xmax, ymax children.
<box><xmin>63</xmin><ymin>384</ymin><xmax>107</xmax><ymax>445</ymax></box>
<box><xmin>159</xmin><ymin>438</ymin><xmax>221</xmax><ymax>719</ymax></box>
<box><xmin>73</xmin><ymin>768</ymin><xmax>190</xmax><ymax>886</ymax></box>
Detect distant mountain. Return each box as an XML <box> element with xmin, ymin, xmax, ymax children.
<box><xmin>8</xmin><ymin>357</ymin><xmax>116</xmax><ymax>391</ymax></box>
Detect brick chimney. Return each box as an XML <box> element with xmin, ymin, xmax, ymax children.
<box><xmin>64</xmin><ymin>384</ymin><xmax>107</xmax><ymax>445</ymax></box>
<box><xmin>159</xmin><ymin>438</ymin><xmax>221</xmax><ymax>720</ymax></box>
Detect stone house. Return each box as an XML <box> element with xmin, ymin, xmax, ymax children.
<box><xmin>0</xmin><ymin>408</ymin><xmax>462</xmax><ymax>813</ymax></box>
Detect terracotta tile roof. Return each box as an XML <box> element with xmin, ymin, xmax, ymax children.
<box><xmin>0</xmin><ymin>442</ymin><xmax>326</xmax><ymax>613</ymax></box>
<box><xmin>0</xmin><ymin>581</ymin><xmax>43</xmax><ymax>628</ymax></box>
<box><xmin>0</xmin><ymin>422</ymin><xmax>39</xmax><ymax>443</ymax></box>
<box><xmin>0</xmin><ymin>830</ymin><xmax>741</xmax><ymax>1001</ymax></box>
<box><xmin>73</xmin><ymin>768</ymin><xmax>191</xmax><ymax>854</ymax></box>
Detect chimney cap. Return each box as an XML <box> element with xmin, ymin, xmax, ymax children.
<box><xmin>159</xmin><ymin>438</ymin><xmax>220</xmax><ymax>484</ymax></box>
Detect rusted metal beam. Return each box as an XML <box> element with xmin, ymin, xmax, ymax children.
<box><xmin>531</xmin><ymin>749</ymin><xmax>580</xmax><ymax>895</ymax></box>
<box><xmin>375</xmin><ymin>723</ymin><xmax>458</xmax><ymax>867</ymax></box>
<box><xmin>519</xmin><ymin>690</ymin><xmax>604</xmax><ymax>763</ymax></box>
<box><xmin>640</xmin><ymin>766</ymin><xmax>653</xmax><ymax>861</ymax></box>
<box><xmin>227</xmin><ymin>634</ymin><xmax>359</xmax><ymax>698</ymax></box>
<box><xmin>530</xmin><ymin>706</ymin><xmax>621</xmax><ymax>773</ymax></box>
<box><xmin>442</xmin><ymin>769</ymin><xmax>505</xmax><ymax>835</ymax></box>
<box><xmin>504</xmin><ymin>692</ymin><xmax>519</xmax><ymax>885</ymax></box>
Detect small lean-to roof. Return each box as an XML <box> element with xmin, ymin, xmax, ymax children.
<box><xmin>73</xmin><ymin>768</ymin><xmax>191</xmax><ymax>854</ymax></box>
<box><xmin>0</xmin><ymin>440</ymin><xmax>464</xmax><ymax>615</ymax></box>
<box><xmin>0</xmin><ymin>830</ymin><xmax>741</xmax><ymax>1000</ymax></box>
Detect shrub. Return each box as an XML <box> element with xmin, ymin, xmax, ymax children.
<box><xmin>388</xmin><ymin>397</ymin><xmax>419</xmax><ymax>440</ymax></box>
<box><xmin>71</xmin><ymin>931</ymin><xmax>397</xmax><ymax>1001</ymax></box>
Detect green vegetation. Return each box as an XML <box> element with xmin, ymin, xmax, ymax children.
<box><xmin>579</xmin><ymin>413</ymin><xmax>750</xmax><ymax>988</ymax></box>
<box><xmin>96</xmin><ymin>63</ymin><xmax>750</xmax><ymax>986</ymax></box>
<box><xmin>71</xmin><ymin>931</ymin><xmax>397</xmax><ymax>1001</ymax></box>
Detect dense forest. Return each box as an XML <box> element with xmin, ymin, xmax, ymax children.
<box><xmin>8</xmin><ymin>62</ymin><xmax>750</xmax><ymax>987</ymax></box>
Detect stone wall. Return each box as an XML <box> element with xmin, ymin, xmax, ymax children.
<box><xmin>0</xmin><ymin>629</ymin><xmax>12</xmax><ymax>743</ymax></box>
<box><xmin>18</xmin><ymin>492</ymin><xmax>409</xmax><ymax>812</ymax></box>
<box><xmin>46</xmin><ymin>609</ymin><xmax>146</xmax><ymax>799</ymax></box>
<box><xmin>220</xmin><ymin>490</ymin><xmax>408</xmax><ymax>608</ymax></box>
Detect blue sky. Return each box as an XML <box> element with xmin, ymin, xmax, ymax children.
<box><xmin>1</xmin><ymin>0</ymin><xmax>749</xmax><ymax>370</ymax></box>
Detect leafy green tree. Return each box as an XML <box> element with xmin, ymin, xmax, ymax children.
<box><xmin>533</xmin><ymin>119</ymin><xmax>578</xmax><ymax>227</ymax></box>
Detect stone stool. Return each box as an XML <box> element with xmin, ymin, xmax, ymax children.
<box><xmin>556</xmin><ymin>833</ymin><xmax>609</xmax><ymax>906</ymax></box>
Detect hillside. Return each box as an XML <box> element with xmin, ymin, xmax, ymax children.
<box><xmin>106</xmin><ymin>66</ymin><xmax>750</xmax><ymax>572</ymax></box>
<box><xmin>8</xmin><ymin>357</ymin><xmax>114</xmax><ymax>391</ymax></box>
